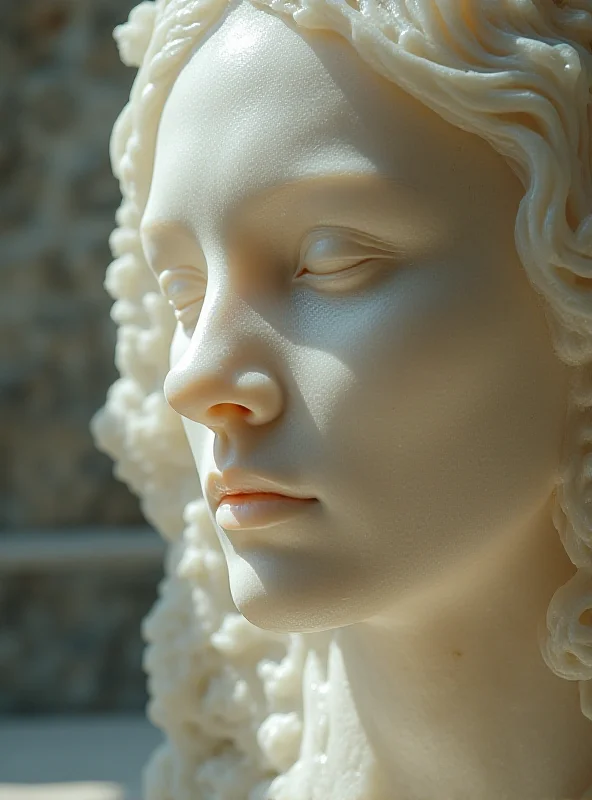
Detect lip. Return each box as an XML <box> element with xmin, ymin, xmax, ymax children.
<box><xmin>216</xmin><ymin>493</ymin><xmax>316</xmax><ymax>530</ymax></box>
<box><xmin>206</xmin><ymin>469</ymin><xmax>317</xmax><ymax>531</ymax></box>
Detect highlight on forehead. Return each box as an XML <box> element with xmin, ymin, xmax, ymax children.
<box><xmin>116</xmin><ymin>0</ymin><xmax>592</xmax><ymax>343</ymax></box>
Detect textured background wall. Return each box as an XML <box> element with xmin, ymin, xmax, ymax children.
<box><xmin>0</xmin><ymin>0</ymin><xmax>142</xmax><ymax>528</ymax></box>
<box><xmin>0</xmin><ymin>565</ymin><xmax>160</xmax><ymax>713</ymax></box>
<box><xmin>0</xmin><ymin>0</ymin><xmax>161</xmax><ymax>713</ymax></box>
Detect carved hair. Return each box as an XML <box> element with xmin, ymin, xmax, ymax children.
<box><xmin>93</xmin><ymin>0</ymin><xmax>592</xmax><ymax>797</ymax></box>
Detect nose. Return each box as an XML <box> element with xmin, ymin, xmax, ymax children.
<box><xmin>164</xmin><ymin>357</ymin><xmax>283</xmax><ymax>429</ymax></box>
<box><xmin>164</xmin><ymin>261</ymin><xmax>287</xmax><ymax>430</ymax></box>
<box><xmin>164</xmin><ymin>270</ymin><xmax>284</xmax><ymax>431</ymax></box>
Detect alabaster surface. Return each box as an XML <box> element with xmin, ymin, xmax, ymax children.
<box><xmin>93</xmin><ymin>0</ymin><xmax>592</xmax><ymax>798</ymax></box>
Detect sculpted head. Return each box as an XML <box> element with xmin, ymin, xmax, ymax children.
<box><xmin>104</xmin><ymin>0</ymin><xmax>592</xmax><ymax>696</ymax></box>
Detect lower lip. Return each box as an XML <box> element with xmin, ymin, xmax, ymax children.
<box><xmin>215</xmin><ymin>493</ymin><xmax>316</xmax><ymax>530</ymax></box>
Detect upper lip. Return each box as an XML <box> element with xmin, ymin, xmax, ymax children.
<box><xmin>206</xmin><ymin>468</ymin><xmax>315</xmax><ymax>507</ymax></box>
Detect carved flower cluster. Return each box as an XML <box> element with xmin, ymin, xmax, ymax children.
<box><xmin>141</xmin><ymin>501</ymin><xmax>303</xmax><ymax>800</ymax></box>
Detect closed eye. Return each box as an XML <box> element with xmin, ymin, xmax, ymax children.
<box><xmin>294</xmin><ymin>227</ymin><xmax>401</xmax><ymax>286</ymax></box>
<box><xmin>159</xmin><ymin>268</ymin><xmax>206</xmax><ymax>333</ymax></box>
<box><xmin>295</xmin><ymin>256</ymin><xmax>378</xmax><ymax>279</ymax></box>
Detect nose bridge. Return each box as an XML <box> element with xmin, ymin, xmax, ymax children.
<box><xmin>192</xmin><ymin>283</ymin><xmax>267</xmax><ymax>373</ymax></box>
<box><xmin>164</xmin><ymin>285</ymin><xmax>284</xmax><ymax>427</ymax></box>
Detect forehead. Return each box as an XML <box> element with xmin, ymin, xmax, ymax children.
<box><xmin>145</xmin><ymin>0</ymin><xmax>512</xmax><ymax>240</ymax></box>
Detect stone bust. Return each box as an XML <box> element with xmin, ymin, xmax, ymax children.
<box><xmin>93</xmin><ymin>0</ymin><xmax>592</xmax><ymax>797</ymax></box>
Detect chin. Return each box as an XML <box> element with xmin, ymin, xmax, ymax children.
<box><xmin>225</xmin><ymin>548</ymin><xmax>382</xmax><ymax>633</ymax></box>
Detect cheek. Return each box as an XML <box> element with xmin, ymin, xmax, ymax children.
<box><xmin>293</xmin><ymin>263</ymin><xmax>566</xmax><ymax>540</ymax></box>
<box><xmin>293</xmin><ymin>265</ymin><xmax>491</xmax><ymax>451</ymax></box>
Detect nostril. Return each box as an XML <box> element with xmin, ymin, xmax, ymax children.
<box><xmin>164</xmin><ymin>366</ymin><xmax>283</xmax><ymax>427</ymax></box>
<box><xmin>209</xmin><ymin>403</ymin><xmax>252</xmax><ymax>422</ymax></box>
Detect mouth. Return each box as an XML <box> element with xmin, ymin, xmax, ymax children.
<box><xmin>207</xmin><ymin>470</ymin><xmax>318</xmax><ymax>531</ymax></box>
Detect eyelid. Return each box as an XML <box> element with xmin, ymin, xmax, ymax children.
<box><xmin>159</xmin><ymin>266</ymin><xmax>205</xmax><ymax>287</ymax></box>
<box><xmin>158</xmin><ymin>270</ymin><xmax>206</xmax><ymax>338</ymax></box>
<box><xmin>297</xmin><ymin>229</ymin><xmax>399</xmax><ymax>275</ymax></box>
<box><xmin>159</xmin><ymin>268</ymin><xmax>206</xmax><ymax>306</ymax></box>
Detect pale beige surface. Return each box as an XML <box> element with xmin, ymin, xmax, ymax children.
<box><xmin>145</xmin><ymin>3</ymin><xmax>590</xmax><ymax>798</ymax></box>
<box><xmin>97</xmin><ymin>1</ymin><xmax>592</xmax><ymax>798</ymax></box>
<box><xmin>0</xmin><ymin>715</ymin><xmax>162</xmax><ymax>800</ymax></box>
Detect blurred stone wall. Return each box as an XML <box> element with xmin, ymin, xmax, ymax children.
<box><xmin>0</xmin><ymin>565</ymin><xmax>160</xmax><ymax>713</ymax></box>
<box><xmin>0</xmin><ymin>0</ymin><xmax>142</xmax><ymax>528</ymax></box>
<box><xmin>0</xmin><ymin>0</ymin><xmax>162</xmax><ymax>713</ymax></box>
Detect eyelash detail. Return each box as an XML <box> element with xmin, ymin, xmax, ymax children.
<box><xmin>295</xmin><ymin>257</ymin><xmax>377</xmax><ymax>281</ymax></box>
<box><xmin>295</xmin><ymin>229</ymin><xmax>399</xmax><ymax>284</ymax></box>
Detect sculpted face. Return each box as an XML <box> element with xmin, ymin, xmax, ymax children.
<box><xmin>142</xmin><ymin>1</ymin><xmax>568</xmax><ymax>632</ymax></box>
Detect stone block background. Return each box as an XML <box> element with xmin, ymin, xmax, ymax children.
<box><xmin>0</xmin><ymin>0</ymin><xmax>160</xmax><ymax>712</ymax></box>
<box><xmin>0</xmin><ymin>567</ymin><xmax>160</xmax><ymax>714</ymax></box>
<box><xmin>0</xmin><ymin>0</ymin><xmax>142</xmax><ymax>528</ymax></box>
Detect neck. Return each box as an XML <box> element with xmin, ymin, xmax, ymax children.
<box><xmin>280</xmin><ymin>502</ymin><xmax>592</xmax><ymax>800</ymax></box>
